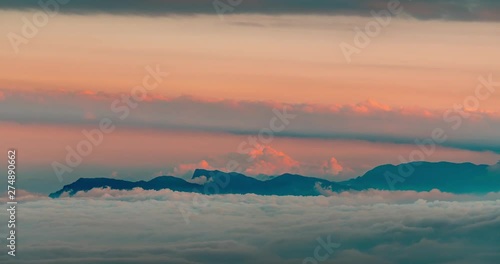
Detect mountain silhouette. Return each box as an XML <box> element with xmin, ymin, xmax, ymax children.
<box><xmin>49</xmin><ymin>162</ymin><xmax>500</xmax><ymax>198</ymax></box>
<box><xmin>343</xmin><ymin>161</ymin><xmax>500</xmax><ymax>193</ymax></box>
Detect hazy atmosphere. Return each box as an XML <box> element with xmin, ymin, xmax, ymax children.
<box><xmin>1</xmin><ymin>0</ymin><xmax>499</xmax><ymax>263</ymax></box>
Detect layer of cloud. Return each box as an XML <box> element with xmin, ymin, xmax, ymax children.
<box><xmin>1</xmin><ymin>190</ymin><xmax>499</xmax><ymax>263</ymax></box>
<box><xmin>63</xmin><ymin>187</ymin><xmax>500</xmax><ymax>204</ymax></box>
<box><xmin>0</xmin><ymin>189</ymin><xmax>47</xmax><ymax>203</ymax></box>
<box><xmin>2</xmin><ymin>88</ymin><xmax>500</xmax><ymax>154</ymax></box>
<box><xmin>0</xmin><ymin>0</ymin><xmax>499</xmax><ymax>21</ymax></box>
<box><xmin>315</xmin><ymin>186</ymin><xmax>500</xmax><ymax>203</ymax></box>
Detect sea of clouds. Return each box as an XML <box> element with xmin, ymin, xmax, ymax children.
<box><xmin>1</xmin><ymin>189</ymin><xmax>499</xmax><ymax>264</ymax></box>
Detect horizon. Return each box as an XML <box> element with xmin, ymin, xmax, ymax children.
<box><xmin>46</xmin><ymin>161</ymin><xmax>500</xmax><ymax>199</ymax></box>
<box><xmin>18</xmin><ymin>159</ymin><xmax>500</xmax><ymax>196</ymax></box>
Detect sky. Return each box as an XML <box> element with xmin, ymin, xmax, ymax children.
<box><xmin>1</xmin><ymin>0</ymin><xmax>500</xmax><ymax>193</ymax></box>
<box><xmin>2</xmin><ymin>2</ymin><xmax>500</xmax><ymax>264</ymax></box>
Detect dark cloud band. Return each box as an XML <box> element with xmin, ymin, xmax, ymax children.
<box><xmin>0</xmin><ymin>0</ymin><xmax>499</xmax><ymax>21</ymax></box>
<box><xmin>2</xmin><ymin>88</ymin><xmax>500</xmax><ymax>154</ymax></box>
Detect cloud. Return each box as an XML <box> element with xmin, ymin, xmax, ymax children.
<box><xmin>172</xmin><ymin>145</ymin><xmax>301</xmax><ymax>177</ymax></box>
<box><xmin>0</xmin><ymin>0</ymin><xmax>499</xmax><ymax>21</ymax></box>
<box><xmin>1</xmin><ymin>190</ymin><xmax>499</xmax><ymax>263</ymax></box>
<box><xmin>313</xmin><ymin>186</ymin><xmax>500</xmax><ymax>204</ymax></box>
<box><xmin>0</xmin><ymin>189</ymin><xmax>48</xmax><ymax>202</ymax></box>
<box><xmin>2</xmin><ymin>88</ymin><xmax>500</xmax><ymax>154</ymax></box>
<box><xmin>172</xmin><ymin>145</ymin><xmax>348</xmax><ymax>179</ymax></box>
<box><xmin>62</xmin><ymin>186</ymin><xmax>500</xmax><ymax>203</ymax></box>
<box><xmin>322</xmin><ymin>157</ymin><xmax>344</xmax><ymax>176</ymax></box>
<box><xmin>188</xmin><ymin>175</ymin><xmax>211</xmax><ymax>185</ymax></box>
<box><xmin>242</xmin><ymin>145</ymin><xmax>301</xmax><ymax>175</ymax></box>
<box><xmin>174</xmin><ymin>160</ymin><xmax>214</xmax><ymax>176</ymax></box>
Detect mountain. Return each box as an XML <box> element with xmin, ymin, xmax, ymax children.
<box><xmin>49</xmin><ymin>176</ymin><xmax>202</xmax><ymax>198</ymax></box>
<box><xmin>191</xmin><ymin>169</ymin><xmax>355</xmax><ymax>196</ymax></box>
<box><xmin>341</xmin><ymin>161</ymin><xmax>500</xmax><ymax>193</ymax></box>
<box><xmin>49</xmin><ymin>162</ymin><xmax>500</xmax><ymax>198</ymax></box>
<box><xmin>49</xmin><ymin>169</ymin><xmax>354</xmax><ymax>198</ymax></box>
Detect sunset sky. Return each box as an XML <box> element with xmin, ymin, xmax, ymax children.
<box><xmin>2</xmin><ymin>2</ymin><xmax>500</xmax><ymax>264</ymax></box>
<box><xmin>1</xmin><ymin>0</ymin><xmax>500</xmax><ymax>193</ymax></box>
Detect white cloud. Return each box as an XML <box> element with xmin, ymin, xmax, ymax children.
<box><xmin>0</xmin><ymin>190</ymin><xmax>47</xmax><ymax>203</ymax></box>
<box><xmin>187</xmin><ymin>176</ymin><xmax>211</xmax><ymax>185</ymax></box>
<box><xmin>2</xmin><ymin>189</ymin><xmax>499</xmax><ymax>263</ymax></box>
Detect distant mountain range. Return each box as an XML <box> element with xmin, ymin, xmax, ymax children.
<box><xmin>49</xmin><ymin>161</ymin><xmax>500</xmax><ymax>198</ymax></box>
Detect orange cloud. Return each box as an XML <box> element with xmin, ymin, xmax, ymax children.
<box><xmin>174</xmin><ymin>160</ymin><xmax>214</xmax><ymax>176</ymax></box>
<box><xmin>322</xmin><ymin>157</ymin><xmax>344</xmax><ymax>176</ymax></box>
<box><xmin>172</xmin><ymin>145</ymin><xmax>350</xmax><ymax>179</ymax></box>
<box><xmin>244</xmin><ymin>145</ymin><xmax>301</xmax><ymax>176</ymax></box>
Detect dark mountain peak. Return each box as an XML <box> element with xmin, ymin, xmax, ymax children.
<box><xmin>277</xmin><ymin>173</ymin><xmax>301</xmax><ymax>178</ymax></box>
<box><xmin>148</xmin><ymin>176</ymin><xmax>188</xmax><ymax>185</ymax></box>
<box><xmin>150</xmin><ymin>175</ymin><xmax>181</xmax><ymax>181</ymax></box>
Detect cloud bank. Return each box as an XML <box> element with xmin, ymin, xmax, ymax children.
<box><xmin>1</xmin><ymin>190</ymin><xmax>499</xmax><ymax>264</ymax></box>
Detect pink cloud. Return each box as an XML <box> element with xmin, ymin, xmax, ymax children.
<box><xmin>4</xmin><ymin>88</ymin><xmax>500</xmax><ymax>122</ymax></box>
<box><xmin>243</xmin><ymin>145</ymin><xmax>301</xmax><ymax>175</ymax></box>
<box><xmin>174</xmin><ymin>160</ymin><xmax>213</xmax><ymax>176</ymax></box>
<box><xmin>172</xmin><ymin>145</ymin><xmax>348</xmax><ymax>179</ymax></box>
<box><xmin>322</xmin><ymin>157</ymin><xmax>344</xmax><ymax>176</ymax></box>
<box><xmin>2</xmin><ymin>88</ymin><xmax>500</xmax><ymax>156</ymax></box>
<box><xmin>351</xmin><ymin>99</ymin><xmax>392</xmax><ymax>114</ymax></box>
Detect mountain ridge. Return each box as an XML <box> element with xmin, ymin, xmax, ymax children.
<box><xmin>49</xmin><ymin>161</ymin><xmax>500</xmax><ymax>198</ymax></box>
